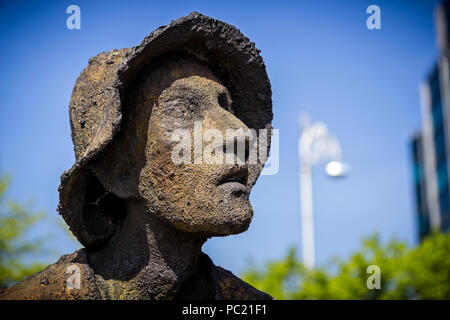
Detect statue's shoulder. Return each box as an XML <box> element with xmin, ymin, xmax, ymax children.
<box><xmin>213</xmin><ymin>264</ymin><xmax>273</xmax><ymax>300</ymax></box>
<box><xmin>0</xmin><ymin>248</ymin><xmax>101</xmax><ymax>300</ymax></box>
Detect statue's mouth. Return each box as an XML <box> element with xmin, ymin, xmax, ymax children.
<box><xmin>217</xmin><ymin>166</ymin><xmax>249</xmax><ymax>186</ymax></box>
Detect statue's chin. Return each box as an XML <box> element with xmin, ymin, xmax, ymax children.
<box><xmin>151</xmin><ymin>181</ymin><xmax>255</xmax><ymax>236</ymax></box>
<box><xmin>209</xmin><ymin>214</ymin><xmax>253</xmax><ymax>237</ymax></box>
<box><xmin>170</xmin><ymin>202</ymin><xmax>254</xmax><ymax>237</ymax></box>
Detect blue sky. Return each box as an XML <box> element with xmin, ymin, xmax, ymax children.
<box><xmin>0</xmin><ymin>0</ymin><xmax>441</xmax><ymax>275</ymax></box>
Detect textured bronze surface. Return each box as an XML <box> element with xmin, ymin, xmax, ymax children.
<box><xmin>1</xmin><ymin>12</ymin><xmax>273</xmax><ymax>300</ymax></box>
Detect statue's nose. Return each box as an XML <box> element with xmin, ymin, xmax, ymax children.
<box><xmin>202</xmin><ymin>106</ymin><xmax>252</xmax><ymax>164</ymax></box>
<box><xmin>202</xmin><ymin>103</ymin><xmax>248</xmax><ymax>133</ymax></box>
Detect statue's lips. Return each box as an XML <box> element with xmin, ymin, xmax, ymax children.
<box><xmin>217</xmin><ymin>166</ymin><xmax>249</xmax><ymax>187</ymax></box>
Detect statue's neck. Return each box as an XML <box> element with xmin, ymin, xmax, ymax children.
<box><xmin>87</xmin><ymin>199</ymin><xmax>206</xmax><ymax>299</ymax></box>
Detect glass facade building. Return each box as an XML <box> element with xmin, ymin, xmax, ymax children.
<box><xmin>411</xmin><ymin>0</ymin><xmax>450</xmax><ymax>240</ymax></box>
<box><xmin>411</xmin><ymin>134</ymin><xmax>430</xmax><ymax>239</ymax></box>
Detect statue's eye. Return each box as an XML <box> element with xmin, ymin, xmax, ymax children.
<box><xmin>218</xmin><ymin>92</ymin><xmax>233</xmax><ymax>114</ymax></box>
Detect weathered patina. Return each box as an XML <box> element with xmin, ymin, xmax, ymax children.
<box><xmin>1</xmin><ymin>12</ymin><xmax>273</xmax><ymax>300</ymax></box>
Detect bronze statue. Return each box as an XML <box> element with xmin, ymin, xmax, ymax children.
<box><xmin>1</xmin><ymin>12</ymin><xmax>273</xmax><ymax>300</ymax></box>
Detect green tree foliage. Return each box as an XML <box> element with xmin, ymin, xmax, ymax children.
<box><xmin>0</xmin><ymin>175</ymin><xmax>48</xmax><ymax>287</ymax></box>
<box><xmin>242</xmin><ymin>233</ymin><xmax>450</xmax><ymax>299</ymax></box>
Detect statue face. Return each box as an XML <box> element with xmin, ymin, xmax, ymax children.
<box><xmin>128</xmin><ymin>58</ymin><xmax>254</xmax><ymax>236</ymax></box>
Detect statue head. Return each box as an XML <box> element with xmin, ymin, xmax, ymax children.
<box><xmin>58</xmin><ymin>13</ymin><xmax>272</xmax><ymax>248</ymax></box>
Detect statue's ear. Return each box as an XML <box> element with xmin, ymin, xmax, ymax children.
<box><xmin>81</xmin><ymin>171</ymin><xmax>126</xmax><ymax>248</ymax></box>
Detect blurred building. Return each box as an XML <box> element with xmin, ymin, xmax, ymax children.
<box><xmin>411</xmin><ymin>134</ymin><xmax>431</xmax><ymax>239</ymax></box>
<box><xmin>411</xmin><ymin>0</ymin><xmax>450</xmax><ymax>240</ymax></box>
